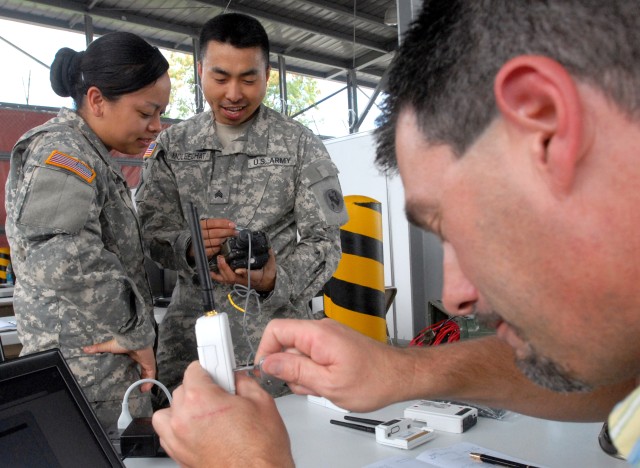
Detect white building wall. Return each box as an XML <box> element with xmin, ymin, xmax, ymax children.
<box><xmin>325</xmin><ymin>131</ymin><xmax>414</xmax><ymax>341</ymax></box>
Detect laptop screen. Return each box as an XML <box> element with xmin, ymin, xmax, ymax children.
<box><xmin>0</xmin><ymin>348</ymin><xmax>124</xmax><ymax>467</ymax></box>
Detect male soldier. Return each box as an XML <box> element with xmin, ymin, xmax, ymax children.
<box><xmin>136</xmin><ymin>13</ymin><xmax>347</xmax><ymax>397</ymax></box>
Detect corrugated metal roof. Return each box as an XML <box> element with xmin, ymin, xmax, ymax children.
<box><xmin>0</xmin><ymin>0</ymin><xmax>399</xmax><ymax>89</ymax></box>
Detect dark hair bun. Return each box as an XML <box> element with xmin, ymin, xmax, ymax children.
<box><xmin>50</xmin><ymin>48</ymin><xmax>80</xmax><ymax>97</ymax></box>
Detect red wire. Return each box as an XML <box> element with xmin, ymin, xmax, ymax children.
<box><xmin>410</xmin><ymin>319</ymin><xmax>460</xmax><ymax>347</ymax></box>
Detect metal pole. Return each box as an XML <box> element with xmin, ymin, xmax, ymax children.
<box><xmin>193</xmin><ymin>38</ymin><xmax>204</xmax><ymax>114</ymax></box>
<box><xmin>0</xmin><ymin>36</ymin><xmax>49</xmax><ymax>69</ymax></box>
<box><xmin>278</xmin><ymin>54</ymin><xmax>288</xmax><ymax>115</ymax></box>
<box><xmin>353</xmin><ymin>68</ymin><xmax>389</xmax><ymax>132</ymax></box>
<box><xmin>290</xmin><ymin>86</ymin><xmax>347</xmax><ymax>119</ymax></box>
<box><xmin>347</xmin><ymin>69</ymin><xmax>358</xmax><ymax>133</ymax></box>
<box><xmin>84</xmin><ymin>14</ymin><xmax>94</xmax><ymax>45</ymax></box>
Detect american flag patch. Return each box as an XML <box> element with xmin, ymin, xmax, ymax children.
<box><xmin>143</xmin><ymin>142</ymin><xmax>157</xmax><ymax>159</ymax></box>
<box><xmin>45</xmin><ymin>150</ymin><xmax>96</xmax><ymax>184</ymax></box>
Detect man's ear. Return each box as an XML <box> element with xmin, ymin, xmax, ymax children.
<box><xmin>86</xmin><ymin>86</ymin><xmax>105</xmax><ymax>117</ymax></box>
<box><xmin>494</xmin><ymin>55</ymin><xmax>584</xmax><ymax>195</ymax></box>
<box><xmin>197</xmin><ymin>61</ymin><xmax>203</xmax><ymax>80</ymax></box>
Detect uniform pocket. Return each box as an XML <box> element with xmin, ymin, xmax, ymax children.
<box><xmin>19</xmin><ymin>166</ymin><xmax>94</xmax><ymax>234</ymax></box>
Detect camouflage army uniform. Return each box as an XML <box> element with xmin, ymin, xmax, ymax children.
<box><xmin>5</xmin><ymin>108</ymin><xmax>156</xmax><ymax>429</ymax></box>
<box><xmin>136</xmin><ymin>104</ymin><xmax>347</xmax><ymax>395</ymax></box>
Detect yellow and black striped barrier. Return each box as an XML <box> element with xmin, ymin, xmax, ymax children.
<box><xmin>0</xmin><ymin>247</ymin><xmax>9</xmax><ymax>283</ymax></box>
<box><xmin>324</xmin><ymin>195</ymin><xmax>386</xmax><ymax>342</ymax></box>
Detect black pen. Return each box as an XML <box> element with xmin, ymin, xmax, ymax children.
<box><xmin>329</xmin><ymin>419</ymin><xmax>376</xmax><ymax>433</ymax></box>
<box><xmin>469</xmin><ymin>452</ymin><xmax>541</xmax><ymax>468</ymax></box>
<box><xmin>344</xmin><ymin>415</ymin><xmax>384</xmax><ymax>425</ymax></box>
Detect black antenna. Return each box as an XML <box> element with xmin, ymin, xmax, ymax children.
<box><xmin>184</xmin><ymin>202</ymin><xmax>216</xmax><ymax>313</ymax></box>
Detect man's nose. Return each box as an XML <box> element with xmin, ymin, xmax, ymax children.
<box><xmin>225</xmin><ymin>81</ymin><xmax>242</xmax><ymax>101</ymax></box>
<box><xmin>441</xmin><ymin>243</ymin><xmax>479</xmax><ymax>316</ymax></box>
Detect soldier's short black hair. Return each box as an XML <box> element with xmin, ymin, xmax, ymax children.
<box><xmin>198</xmin><ymin>13</ymin><xmax>270</xmax><ymax>68</ymax></box>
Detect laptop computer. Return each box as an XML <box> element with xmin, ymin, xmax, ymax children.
<box><xmin>0</xmin><ymin>348</ymin><xmax>125</xmax><ymax>467</ymax></box>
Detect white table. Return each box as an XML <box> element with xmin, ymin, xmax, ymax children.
<box><xmin>123</xmin><ymin>394</ymin><xmax>626</xmax><ymax>468</ymax></box>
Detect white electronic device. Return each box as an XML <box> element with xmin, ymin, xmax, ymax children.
<box><xmin>404</xmin><ymin>400</ymin><xmax>478</xmax><ymax>433</ymax></box>
<box><xmin>374</xmin><ymin>418</ymin><xmax>435</xmax><ymax>449</ymax></box>
<box><xmin>196</xmin><ymin>312</ymin><xmax>237</xmax><ymax>394</ymax></box>
<box><xmin>307</xmin><ymin>395</ymin><xmax>350</xmax><ymax>413</ymax></box>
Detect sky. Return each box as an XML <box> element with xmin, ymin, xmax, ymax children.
<box><xmin>0</xmin><ymin>17</ymin><xmax>382</xmax><ymax>138</ymax></box>
<box><xmin>0</xmin><ymin>18</ymin><xmax>84</xmax><ymax>109</ymax></box>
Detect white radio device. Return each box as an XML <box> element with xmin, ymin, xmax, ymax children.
<box><xmin>186</xmin><ymin>202</ymin><xmax>237</xmax><ymax>394</ymax></box>
<box><xmin>195</xmin><ymin>312</ymin><xmax>237</xmax><ymax>394</ymax></box>
<box><xmin>404</xmin><ymin>400</ymin><xmax>478</xmax><ymax>433</ymax></box>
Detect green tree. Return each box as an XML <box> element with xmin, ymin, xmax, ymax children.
<box><xmin>164</xmin><ymin>51</ymin><xmax>322</xmax><ymax>126</ymax></box>
<box><xmin>265</xmin><ymin>71</ymin><xmax>321</xmax><ymax>128</ymax></box>
<box><xmin>165</xmin><ymin>52</ymin><xmax>197</xmax><ymax>119</ymax></box>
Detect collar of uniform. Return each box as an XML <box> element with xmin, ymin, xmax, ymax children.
<box><xmin>201</xmin><ymin>109</ymin><xmax>225</xmax><ymax>151</ymax></box>
<box><xmin>240</xmin><ymin>104</ymin><xmax>271</xmax><ymax>158</ymax></box>
<box><xmin>58</xmin><ymin>108</ymin><xmax>102</xmax><ymax>149</ymax></box>
<box><xmin>57</xmin><ymin>107</ymin><xmax>128</xmax><ymax>183</ymax></box>
<box><xmin>185</xmin><ymin>107</ymin><xmax>269</xmax><ymax>156</ymax></box>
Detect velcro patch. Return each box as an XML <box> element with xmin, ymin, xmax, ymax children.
<box><xmin>143</xmin><ymin>142</ymin><xmax>157</xmax><ymax>159</ymax></box>
<box><xmin>45</xmin><ymin>150</ymin><xmax>96</xmax><ymax>184</ymax></box>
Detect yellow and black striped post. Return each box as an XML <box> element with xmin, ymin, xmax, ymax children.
<box><xmin>0</xmin><ymin>247</ymin><xmax>9</xmax><ymax>283</ymax></box>
<box><xmin>324</xmin><ymin>195</ymin><xmax>386</xmax><ymax>342</ymax></box>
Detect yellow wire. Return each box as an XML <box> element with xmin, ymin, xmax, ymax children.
<box><xmin>227</xmin><ymin>293</ymin><xmax>246</xmax><ymax>313</ymax></box>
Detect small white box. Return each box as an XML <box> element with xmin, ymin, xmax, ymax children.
<box><xmin>404</xmin><ymin>400</ymin><xmax>477</xmax><ymax>433</ymax></box>
<box><xmin>375</xmin><ymin>418</ymin><xmax>435</xmax><ymax>449</ymax></box>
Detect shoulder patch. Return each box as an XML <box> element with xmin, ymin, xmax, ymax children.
<box><xmin>45</xmin><ymin>150</ymin><xmax>96</xmax><ymax>184</ymax></box>
<box><xmin>324</xmin><ymin>188</ymin><xmax>344</xmax><ymax>213</ymax></box>
<box><xmin>143</xmin><ymin>141</ymin><xmax>158</xmax><ymax>159</ymax></box>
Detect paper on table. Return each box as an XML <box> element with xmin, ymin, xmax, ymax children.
<box><xmin>0</xmin><ymin>318</ymin><xmax>17</xmax><ymax>331</ymax></box>
<box><xmin>363</xmin><ymin>442</ymin><xmax>548</xmax><ymax>468</ymax></box>
<box><xmin>363</xmin><ymin>456</ymin><xmax>439</xmax><ymax>468</ymax></box>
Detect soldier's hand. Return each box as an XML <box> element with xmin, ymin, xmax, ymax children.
<box><xmin>189</xmin><ymin>218</ymin><xmax>236</xmax><ymax>259</ymax></box>
<box><xmin>83</xmin><ymin>340</ymin><xmax>157</xmax><ymax>392</ymax></box>
<box><xmin>200</xmin><ymin>218</ymin><xmax>238</xmax><ymax>258</ymax></box>
<box><xmin>212</xmin><ymin>248</ymin><xmax>277</xmax><ymax>292</ymax></box>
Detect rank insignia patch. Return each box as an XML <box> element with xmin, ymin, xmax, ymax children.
<box><xmin>45</xmin><ymin>150</ymin><xmax>96</xmax><ymax>183</ymax></box>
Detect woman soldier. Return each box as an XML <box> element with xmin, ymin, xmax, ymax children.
<box><xmin>5</xmin><ymin>31</ymin><xmax>170</xmax><ymax>430</ymax></box>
